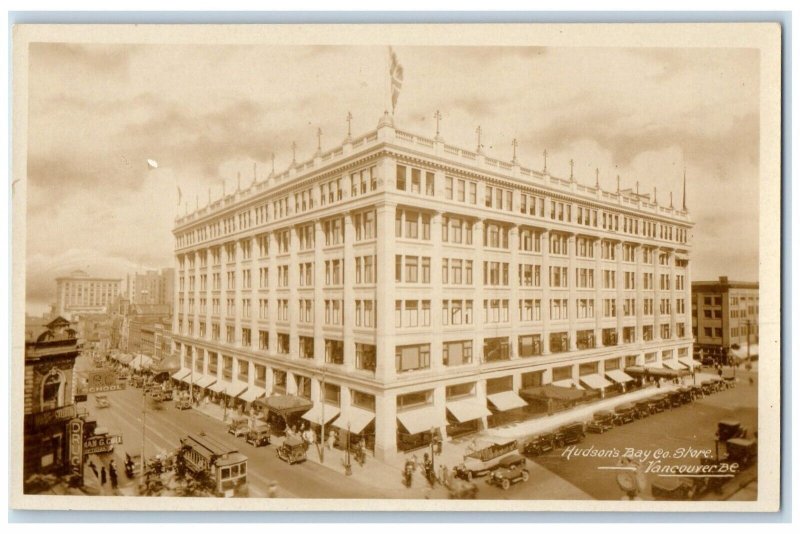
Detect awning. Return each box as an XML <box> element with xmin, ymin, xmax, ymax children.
<box><xmin>208</xmin><ymin>382</ymin><xmax>227</xmax><ymax>393</ymax></box>
<box><xmin>254</xmin><ymin>395</ymin><xmax>313</xmax><ymax>417</ymax></box>
<box><xmin>195</xmin><ymin>376</ymin><xmax>217</xmax><ymax>389</ymax></box>
<box><xmin>239</xmin><ymin>387</ymin><xmax>267</xmax><ymax>403</ymax></box>
<box><xmin>730</xmin><ymin>343</ymin><xmax>759</xmax><ymax>360</ymax></box>
<box><xmin>579</xmin><ymin>374</ymin><xmax>613</xmax><ymax>389</ymax></box>
<box><xmin>118</xmin><ymin>354</ymin><xmax>135</xmax><ymax>364</ymax></box>
<box><xmin>679</xmin><ymin>357</ymin><xmax>700</xmax><ymax>370</ymax></box>
<box><xmin>487</xmin><ymin>391</ymin><xmax>528</xmax><ymax>411</ymax></box>
<box><xmin>446</xmin><ymin>397</ymin><xmax>493</xmax><ymax>423</ymax></box>
<box><xmin>625</xmin><ymin>366</ymin><xmax>688</xmax><ymax>379</ymax></box>
<box><xmin>519</xmin><ymin>384</ymin><xmax>597</xmax><ymax>402</ymax></box>
<box><xmin>171</xmin><ymin>368</ymin><xmax>191</xmax><ymax>381</ymax></box>
<box><xmin>226</xmin><ymin>382</ymin><xmax>248</xmax><ymax>398</ymax></box>
<box><xmin>605</xmin><ymin>369</ymin><xmax>635</xmax><ymax>384</ymax></box>
<box><xmin>332</xmin><ymin>407</ymin><xmax>376</xmax><ymax>434</ymax></box>
<box><xmin>662</xmin><ymin>360</ymin><xmax>684</xmax><ymax>371</ymax></box>
<box><xmin>397</xmin><ymin>406</ymin><xmax>447</xmax><ymax>435</ymax></box>
<box><xmin>180</xmin><ymin>373</ymin><xmax>195</xmax><ymax>385</ymax></box>
<box><xmin>301</xmin><ymin>402</ymin><xmax>341</xmax><ymax>425</ymax></box>
<box><xmin>552</xmin><ymin>379</ymin><xmax>583</xmax><ymax>390</ymax></box>
<box><xmin>153</xmin><ymin>354</ymin><xmax>181</xmax><ymax>374</ymax></box>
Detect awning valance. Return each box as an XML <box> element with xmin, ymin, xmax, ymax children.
<box><xmin>580</xmin><ymin>374</ymin><xmax>613</xmax><ymax>389</ymax></box>
<box><xmin>519</xmin><ymin>384</ymin><xmax>598</xmax><ymax>402</ymax></box>
<box><xmin>679</xmin><ymin>357</ymin><xmax>700</xmax><ymax>370</ymax></box>
<box><xmin>239</xmin><ymin>387</ymin><xmax>267</xmax><ymax>403</ymax></box>
<box><xmin>331</xmin><ymin>407</ymin><xmax>376</xmax><ymax>434</ymax></box>
<box><xmin>662</xmin><ymin>360</ymin><xmax>684</xmax><ymax>371</ymax></box>
<box><xmin>605</xmin><ymin>369</ymin><xmax>634</xmax><ymax>384</ymax></box>
<box><xmin>301</xmin><ymin>402</ymin><xmax>341</xmax><ymax>425</ymax></box>
<box><xmin>625</xmin><ymin>366</ymin><xmax>688</xmax><ymax>379</ymax></box>
<box><xmin>446</xmin><ymin>397</ymin><xmax>492</xmax><ymax>423</ymax></box>
<box><xmin>195</xmin><ymin>376</ymin><xmax>217</xmax><ymax>389</ymax></box>
<box><xmin>171</xmin><ymin>368</ymin><xmax>191</xmax><ymax>381</ymax></box>
<box><xmin>487</xmin><ymin>391</ymin><xmax>528</xmax><ymax>411</ymax></box>
<box><xmin>397</xmin><ymin>406</ymin><xmax>447</xmax><ymax>435</ymax></box>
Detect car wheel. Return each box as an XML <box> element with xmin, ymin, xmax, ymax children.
<box><xmin>501</xmin><ymin>479</ymin><xmax>510</xmax><ymax>490</ymax></box>
<box><xmin>521</xmin><ymin>471</ymin><xmax>530</xmax><ymax>482</ymax></box>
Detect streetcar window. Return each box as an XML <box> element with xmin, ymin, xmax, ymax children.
<box><xmin>240</xmin><ymin>463</ymin><xmax>246</xmax><ymax>475</ymax></box>
<box><xmin>221</xmin><ymin>467</ymin><xmax>230</xmax><ymax>479</ymax></box>
<box><xmin>231</xmin><ymin>465</ymin><xmax>239</xmax><ymax>477</ymax></box>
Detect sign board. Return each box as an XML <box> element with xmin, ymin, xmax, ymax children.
<box><xmin>68</xmin><ymin>418</ymin><xmax>84</xmax><ymax>481</ymax></box>
<box><xmin>83</xmin><ymin>434</ymin><xmax>123</xmax><ymax>455</ymax></box>
<box><xmin>32</xmin><ymin>404</ymin><xmax>77</xmax><ymax>428</ymax></box>
<box><xmin>77</xmin><ymin>369</ymin><xmax>125</xmax><ymax>395</ymax></box>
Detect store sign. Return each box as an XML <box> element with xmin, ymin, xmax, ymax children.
<box><xmin>32</xmin><ymin>404</ymin><xmax>77</xmax><ymax>428</ymax></box>
<box><xmin>68</xmin><ymin>418</ymin><xmax>84</xmax><ymax>480</ymax></box>
<box><xmin>77</xmin><ymin>370</ymin><xmax>125</xmax><ymax>395</ymax></box>
<box><xmin>83</xmin><ymin>434</ymin><xmax>123</xmax><ymax>455</ymax></box>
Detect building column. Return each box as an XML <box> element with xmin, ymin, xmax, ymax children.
<box><xmin>313</xmin><ymin>220</ymin><xmax>326</xmax><ymax>364</ymax></box>
<box><xmin>615</xmin><ymin>241</ymin><xmax>624</xmax><ymax>344</ymax></box>
<box><xmin>593</xmin><ymin>238</ymin><xmax>602</xmax><ymax>348</ymax></box>
<box><xmin>476</xmin><ymin>379</ymin><xmax>489</xmax><ymax>431</ymax></box>
<box><xmin>374</xmin><ymin>392</ymin><xmax>397</xmax><ymax>460</ymax></box>
<box><xmin>654</xmin><ymin>248</ymin><xmax>662</xmax><ymax>341</ymax></box>
<box><xmin>473</xmin><ymin>219</ymin><xmax>486</xmax><ymax>359</ymax></box>
<box><xmin>433</xmin><ymin>386</ymin><xmax>448</xmax><ymax>439</ymax></box>
<box><xmin>509</xmin><ymin>226</ymin><xmax>521</xmax><ymax>357</ymax></box>
<box><xmin>669</xmin><ymin>250</ymin><xmax>677</xmax><ymax>339</ymax></box>
<box><xmin>541</xmin><ymin>230</ymin><xmax>552</xmax><ymax>354</ymax></box>
<box><xmin>268</xmin><ymin>232</ymin><xmax>279</xmax><ymax>354</ymax></box>
<box><xmin>375</xmin><ymin>203</ymin><xmax>397</xmax><ymax>383</ymax></box>
<box><xmin>233</xmin><ymin>242</ymin><xmax>242</xmax><ymax>346</ymax></box>
<box><xmin>288</xmin><ymin>227</ymin><xmax>299</xmax><ymax>359</ymax></box>
<box><xmin>430</xmin><ymin>211</ymin><xmax>444</xmax><ymax>370</ymax></box>
<box><xmin>342</xmin><ymin>213</ymin><xmax>356</xmax><ymax>371</ymax></box>
<box><xmin>635</xmin><ymin>244</ymin><xmax>644</xmax><ymax>344</ymax></box>
<box><xmin>567</xmin><ymin>234</ymin><xmax>577</xmax><ymax>351</ymax></box>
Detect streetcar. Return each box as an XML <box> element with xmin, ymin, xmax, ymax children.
<box><xmin>178</xmin><ymin>433</ymin><xmax>248</xmax><ymax>497</ymax></box>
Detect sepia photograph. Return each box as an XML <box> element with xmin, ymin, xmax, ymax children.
<box><xmin>10</xmin><ymin>22</ymin><xmax>782</xmax><ymax>512</ymax></box>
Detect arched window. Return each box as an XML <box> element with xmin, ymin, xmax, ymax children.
<box><xmin>41</xmin><ymin>372</ymin><xmax>63</xmax><ymax>411</ymax></box>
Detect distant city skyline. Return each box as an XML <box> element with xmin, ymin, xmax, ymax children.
<box><xmin>25</xmin><ymin>44</ymin><xmax>760</xmax><ymax>315</ymax></box>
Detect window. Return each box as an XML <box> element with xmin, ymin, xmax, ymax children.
<box><xmin>549</xmin><ymin>332</ymin><xmax>569</xmax><ymax>354</ymax></box>
<box><xmin>576</xmin><ymin>329</ymin><xmax>595</xmax><ymax>350</ymax></box>
<box><xmin>550</xmin><ymin>299</ymin><xmax>569</xmax><ymax>320</ymax></box>
<box><xmin>277</xmin><ymin>333</ymin><xmax>290</xmax><ymax>354</ymax></box>
<box><xmin>443</xmin><ymin>340</ymin><xmax>473</xmax><ymax>366</ymax></box>
<box><xmin>483</xmin><ymin>223</ymin><xmax>509</xmax><ymax>248</ymax></box>
<box><xmin>395</xmin><ymin>344</ymin><xmax>431</xmax><ymax>372</ymax></box>
<box><xmin>325</xmin><ymin>339</ymin><xmax>344</xmax><ymax>364</ymax></box>
<box><xmin>549</xmin><ymin>233</ymin><xmax>568</xmax><ymax>255</ymax></box>
<box><xmin>518</xmin><ymin>299</ymin><xmax>542</xmax><ymax>322</ymax></box>
<box><xmin>576</xmin><ymin>298</ymin><xmax>595</xmax><ymax>319</ymax></box>
<box><xmin>299</xmin><ymin>336</ymin><xmax>314</xmax><ymax>359</ymax></box>
<box><xmin>258</xmin><ymin>330</ymin><xmax>269</xmax><ymax>351</ymax></box>
<box><xmin>519</xmin><ymin>228</ymin><xmax>541</xmax><ymax>252</ymax></box>
<box><xmin>356</xmin><ymin>343</ymin><xmax>376</xmax><ymax>372</ymax></box>
<box><xmin>643</xmin><ymin>325</ymin><xmax>654</xmax><ymax>341</ymax></box>
<box><xmin>483</xmin><ymin>337</ymin><xmax>510</xmax><ymax>362</ymax></box>
<box><xmin>518</xmin><ymin>334</ymin><xmax>542</xmax><ymax>357</ymax></box>
<box><xmin>602</xmin><ymin>328</ymin><xmax>618</xmax><ymax>346</ymax></box>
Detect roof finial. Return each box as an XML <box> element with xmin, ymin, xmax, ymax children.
<box><xmin>346</xmin><ymin>111</ymin><xmax>353</xmax><ymax>141</ymax></box>
<box><xmin>237</xmin><ymin>172</ymin><xmax>241</xmax><ymax>191</ymax></box>
<box><xmin>636</xmin><ymin>180</ymin><xmax>640</xmax><ymax>196</ymax></box>
<box><xmin>653</xmin><ymin>186</ymin><xmax>658</xmax><ymax>205</ymax></box>
<box><xmin>316</xmin><ymin>127</ymin><xmax>323</xmax><ymax>154</ymax></box>
<box><xmin>291</xmin><ymin>141</ymin><xmax>297</xmax><ymax>165</ymax></box>
<box><xmin>434</xmin><ymin>110</ymin><xmax>443</xmax><ymax>140</ymax></box>
<box><xmin>543</xmin><ymin>149</ymin><xmax>548</xmax><ymax>174</ymax></box>
<box><xmin>616</xmin><ymin>174</ymin><xmax>620</xmax><ymax>194</ymax></box>
<box><xmin>270</xmin><ymin>152</ymin><xmax>275</xmax><ymax>176</ymax></box>
<box><xmin>595</xmin><ymin>168</ymin><xmax>600</xmax><ymax>189</ymax></box>
<box><xmin>569</xmin><ymin>159</ymin><xmax>574</xmax><ymax>181</ymax></box>
<box><xmin>512</xmin><ymin>138</ymin><xmax>519</xmax><ymax>164</ymax></box>
<box><xmin>670</xmin><ymin>191</ymin><xmax>674</xmax><ymax>209</ymax></box>
<box><xmin>475</xmin><ymin>125</ymin><xmax>483</xmax><ymax>154</ymax></box>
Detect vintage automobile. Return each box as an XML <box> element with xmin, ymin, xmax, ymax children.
<box><xmin>131</xmin><ymin>376</ymin><xmax>145</xmax><ymax>388</ymax></box>
<box><xmin>175</xmin><ymin>397</ymin><xmax>192</xmax><ymax>410</ymax></box>
<box><xmin>276</xmin><ymin>435</ymin><xmax>307</xmax><ymax>464</ymax></box>
<box><xmin>95</xmin><ymin>395</ymin><xmax>111</xmax><ymax>409</ymax></box>
<box><xmin>651</xmin><ymin>477</ymin><xmax>699</xmax><ymax>500</ymax></box>
<box><xmin>701</xmin><ymin>380</ymin><xmax>717</xmax><ymax>395</ymax></box>
<box><xmin>726</xmin><ymin>437</ymin><xmax>757</xmax><ymax>468</ymax></box>
<box><xmin>716</xmin><ymin>420</ymin><xmax>747</xmax><ymax>442</ymax></box>
<box><xmin>667</xmin><ymin>391</ymin><xmax>684</xmax><ymax>408</ymax></box>
<box><xmin>633</xmin><ymin>400</ymin><xmax>652</xmax><ymax>419</ymax></box>
<box><xmin>677</xmin><ymin>387</ymin><xmax>694</xmax><ymax>404</ymax></box>
<box><xmin>245</xmin><ymin>423</ymin><xmax>272</xmax><ymax>448</ymax></box>
<box><xmin>554</xmin><ymin>422</ymin><xmax>586</xmax><ymax>446</ymax></box>
<box><xmin>649</xmin><ymin>394</ymin><xmax>669</xmax><ymax>413</ymax></box>
<box><xmin>486</xmin><ymin>454</ymin><xmax>530</xmax><ymax>490</ymax></box>
<box><xmin>689</xmin><ymin>385</ymin><xmax>705</xmax><ymax>400</ymax></box>
<box><xmin>614</xmin><ymin>403</ymin><xmax>637</xmax><ymax>424</ymax></box>
<box><xmin>454</xmin><ymin>439</ymin><xmax>518</xmax><ymax>481</ymax></box>
<box><xmin>586</xmin><ymin>411</ymin><xmax>615</xmax><ymax>434</ymax></box>
<box><xmin>148</xmin><ymin>389</ymin><xmax>167</xmax><ymax>402</ymax></box>
<box><xmin>227</xmin><ymin>416</ymin><xmax>250</xmax><ymax>438</ymax></box>
<box><xmin>522</xmin><ymin>432</ymin><xmax>556</xmax><ymax>457</ymax></box>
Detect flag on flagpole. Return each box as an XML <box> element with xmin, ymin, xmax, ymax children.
<box><xmin>389</xmin><ymin>47</ymin><xmax>404</xmax><ymax>115</ymax></box>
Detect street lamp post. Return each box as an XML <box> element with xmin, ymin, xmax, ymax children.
<box><xmin>344</xmin><ymin>423</ymin><xmax>352</xmax><ymax>476</ymax></box>
<box><xmin>140</xmin><ymin>382</ymin><xmax>147</xmax><ymax>484</ymax></box>
<box><xmin>429</xmin><ymin>426</ymin><xmax>436</xmax><ymax>484</ymax></box>
<box><xmin>319</xmin><ymin>368</ymin><xmax>326</xmax><ymax>464</ymax></box>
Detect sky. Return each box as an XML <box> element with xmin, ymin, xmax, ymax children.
<box><xmin>24</xmin><ymin>43</ymin><xmax>760</xmax><ymax>315</ymax></box>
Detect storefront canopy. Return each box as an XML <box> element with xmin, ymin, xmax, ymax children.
<box><xmin>446</xmin><ymin>397</ymin><xmax>492</xmax><ymax>423</ymax></box>
<box><xmin>519</xmin><ymin>384</ymin><xmax>596</xmax><ymax>403</ymax></box>
<box><xmin>487</xmin><ymin>391</ymin><xmax>528</xmax><ymax>412</ymax></box>
<box><xmin>195</xmin><ymin>376</ymin><xmax>217</xmax><ymax>389</ymax></box>
<box><xmin>254</xmin><ymin>395</ymin><xmax>313</xmax><ymax>417</ymax></box>
<box><xmin>662</xmin><ymin>360</ymin><xmax>684</xmax><ymax>371</ymax></box>
<box><xmin>679</xmin><ymin>357</ymin><xmax>700</xmax><ymax>370</ymax></box>
<box><xmin>579</xmin><ymin>374</ymin><xmax>613</xmax><ymax>390</ymax></box>
<box><xmin>730</xmin><ymin>344</ymin><xmax>759</xmax><ymax>361</ymax></box>
<box><xmin>118</xmin><ymin>354</ymin><xmax>135</xmax><ymax>364</ymax></box>
<box><xmin>625</xmin><ymin>366</ymin><xmax>688</xmax><ymax>379</ymax></box>
<box><xmin>153</xmin><ymin>354</ymin><xmax>181</xmax><ymax>374</ymax></box>
<box><xmin>208</xmin><ymin>382</ymin><xmax>227</xmax><ymax>393</ymax></box>
<box><xmin>239</xmin><ymin>387</ymin><xmax>267</xmax><ymax>404</ymax></box>
<box><xmin>397</xmin><ymin>406</ymin><xmax>448</xmax><ymax>435</ymax></box>
<box><xmin>605</xmin><ymin>369</ymin><xmax>634</xmax><ymax>384</ymax></box>
<box><xmin>226</xmin><ymin>382</ymin><xmax>248</xmax><ymax>398</ymax></box>
<box><xmin>331</xmin><ymin>407</ymin><xmax>376</xmax><ymax>434</ymax></box>
<box><xmin>171</xmin><ymin>368</ymin><xmax>191</xmax><ymax>381</ymax></box>
<box><xmin>301</xmin><ymin>402</ymin><xmax>341</xmax><ymax>425</ymax></box>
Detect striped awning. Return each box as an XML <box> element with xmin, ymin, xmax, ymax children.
<box><xmin>332</xmin><ymin>407</ymin><xmax>376</xmax><ymax>434</ymax></box>
<box><xmin>171</xmin><ymin>368</ymin><xmax>191</xmax><ymax>381</ymax></box>
<box><xmin>605</xmin><ymin>369</ymin><xmax>635</xmax><ymax>383</ymax></box>
<box><xmin>487</xmin><ymin>391</ymin><xmax>528</xmax><ymax>411</ymax></box>
<box><xmin>195</xmin><ymin>375</ymin><xmax>217</xmax><ymax>389</ymax></box>
<box><xmin>551</xmin><ymin>379</ymin><xmax>584</xmax><ymax>390</ymax></box>
<box><xmin>579</xmin><ymin>374</ymin><xmax>613</xmax><ymax>390</ymax></box>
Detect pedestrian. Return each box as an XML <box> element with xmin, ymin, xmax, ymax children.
<box><xmin>327</xmin><ymin>429</ymin><xmax>336</xmax><ymax>450</ymax></box>
<box><xmin>88</xmin><ymin>459</ymin><xmax>98</xmax><ymax>479</ymax></box>
<box><xmin>439</xmin><ymin>464</ymin><xmax>448</xmax><ymax>487</ymax></box>
<box><xmin>109</xmin><ymin>460</ymin><xmax>118</xmax><ymax>490</ymax></box>
<box><xmin>100</xmin><ymin>465</ymin><xmax>107</xmax><ymax>485</ymax></box>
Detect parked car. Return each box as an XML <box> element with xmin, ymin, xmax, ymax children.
<box><xmin>725</xmin><ymin>438</ymin><xmax>757</xmax><ymax>468</ymax></box>
<box><xmin>554</xmin><ymin>422</ymin><xmax>586</xmax><ymax>447</ymax></box>
<box><xmin>667</xmin><ymin>391</ymin><xmax>684</xmax><ymax>408</ymax></box>
<box><xmin>716</xmin><ymin>420</ymin><xmax>747</xmax><ymax>442</ymax></box>
<box><xmin>633</xmin><ymin>400</ymin><xmax>651</xmax><ymax>419</ymax></box>
<box><xmin>454</xmin><ymin>439</ymin><xmax>518</xmax><ymax>481</ymax></box>
<box><xmin>276</xmin><ymin>436</ymin><xmax>307</xmax><ymax>465</ymax></box>
<box><xmin>651</xmin><ymin>477</ymin><xmax>698</xmax><ymax>500</ymax></box>
<box><xmin>586</xmin><ymin>411</ymin><xmax>615</xmax><ymax>434</ymax></box>
<box><xmin>175</xmin><ymin>397</ymin><xmax>192</xmax><ymax>410</ymax></box>
<box><xmin>649</xmin><ymin>394</ymin><xmax>669</xmax><ymax>413</ymax></box>
<box><xmin>245</xmin><ymin>423</ymin><xmax>272</xmax><ymax>448</ymax></box>
<box><xmin>228</xmin><ymin>416</ymin><xmax>250</xmax><ymax>438</ymax></box>
<box><xmin>486</xmin><ymin>454</ymin><xmax>529</xmax><ymax>490</ymax></box>
<box><xmin>613</xmin><ymin>403</ymin><xmax>637</xmax><ymax>425</ymax></box>
<box><xmin>677</xmin><ymin>387</ymin><xmax>693</xmax><ymax>404</ymax></box>
<box><xmin>522</xmin><ymin>432</ymin><xmax>556</xmax><ymax>457</ymax></box>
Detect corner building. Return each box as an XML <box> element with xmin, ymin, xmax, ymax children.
<box><xmin>172</xmin><ymin>116</ymin><xmax>693</xmax><ymax>460</ymax></box>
